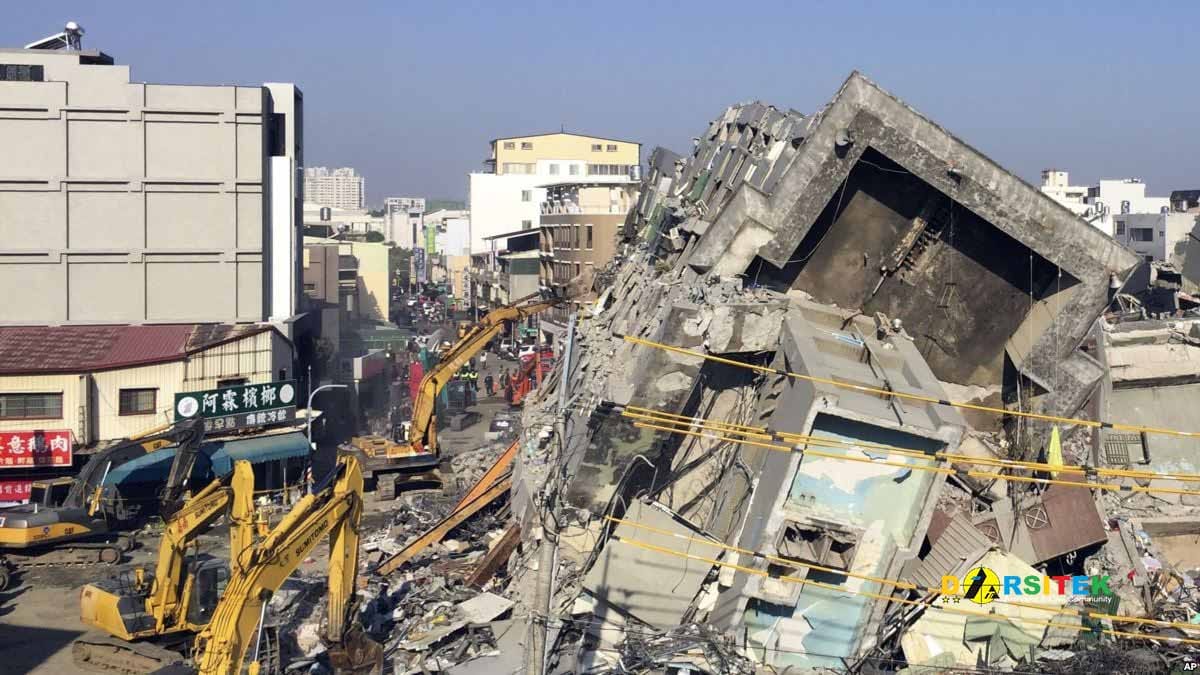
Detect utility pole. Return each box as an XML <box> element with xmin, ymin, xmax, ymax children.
<box><xmin>527</xmin><ymin>312</ymin><xmax>575</xmax><ymax>675</ymax></box>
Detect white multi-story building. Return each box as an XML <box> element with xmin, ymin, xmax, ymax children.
<box><xmin>1039</xmin><ymin>170</ymin><xmax>1090</xmax><ymax>216</ymax></box>
<box><xmin>1112</xmin><ymin>212</ymin><xmax>1199</xmax><ymax>263</ymax></box>
<box><xmin>384</xmin><ymin>197</ymin><xmax>425</xmax><ymax>248</ymax></box>
<box><xmin>304</xmin><ymin>166</ymin><xmax>365</xmax><ymax>209</ymax></box>
<box><xmin>1039</xmin><ymin>170</ymin><xmax>1170</xmax><ymax>237</ymax></box>
<box><xmin>468</xmin><ymin>132</ymin><xmax>640</xmax><ymax>253</ymax></box>
<box><xmin>426</xmin><ymin>209</ymin><xmax>471</xmax><ymax>257</ymax></box>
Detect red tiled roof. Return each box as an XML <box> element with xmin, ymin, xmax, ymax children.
<box><xmin>0</xmin><ymin>324</ymin><xmax>271</xmax><ymax>375</ymax></box>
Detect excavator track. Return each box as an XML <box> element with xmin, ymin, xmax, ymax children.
<box><xmin>0</xmin><ymin>537</ymin><xmax>127</xmax><ymax>588</ymax></box>
<box><xmin>72</xmin><ymin>631</ymin><xmax>187</xmax><ymax>675</ymax></box>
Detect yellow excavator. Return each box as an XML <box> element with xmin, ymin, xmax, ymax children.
<box><xmin>0</xmin><ymin>419</ymin><xmax>208</xmax><ymax>591</ymax></box>
<box><xmin>73</xmin><ymin>460</ymin><xmax>257</xmax><ymax>674</ymax></box>
<box><xmin>348</xmin><ymin>292</ymin><xmax>562</xmax><ymax>497</ymax></box>
<box><xmin>179</xmin><ymin>453</ymin><xmax>378</xmax><ymax>675</ymax></box>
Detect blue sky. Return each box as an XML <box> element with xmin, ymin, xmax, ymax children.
<box><xmin>6</xmin><ymin>1</ymin><xmax>1197</xmax><ymax>205</ymax></box>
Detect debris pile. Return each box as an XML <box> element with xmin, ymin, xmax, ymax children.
<box><xmin>318</xmin><ymin>71</ymin><xmax>1200</xmax><ymax>672</ymax></box>
<box><xmin>496</xmin><ymin>71</ymin><xmax>1200</xmax><ymax>673</ymax></box>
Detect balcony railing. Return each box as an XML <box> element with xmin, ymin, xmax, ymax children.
<box><xmin>540</xmin><ymin>202</ymin><xmax>632</xmax><ymax>216</ymax></box>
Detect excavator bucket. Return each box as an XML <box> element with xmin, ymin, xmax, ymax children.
<box><xmin>327</xmin><ymin>626</ymin><xmax>383</xmax><ymax>674</ymax></box>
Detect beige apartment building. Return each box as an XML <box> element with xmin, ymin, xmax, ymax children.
<box><xmin>539</xmin><ymin>181</ymin><xmax>638</xmax><ymax>332</ymax></box>
<box><xmin>469</xmin><ymin>132</ymin><xmax>641</xmax><ymax>254</ymax></box>
<box><xmin>489</xmin><ymin>133</ymin><xmax>640</xmax><ymax>176</ymax></box>
<box><xmin>0</xmin><ymin>46</ymin><xmax>303</xmax><ymax>326</ymax></box>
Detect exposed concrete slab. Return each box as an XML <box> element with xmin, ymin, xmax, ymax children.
<box><xmin>582</xmin><ymin>501</ymin><xmax>713</xmax><ymax>630</ymax></box>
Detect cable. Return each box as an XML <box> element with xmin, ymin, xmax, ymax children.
<box><xmin>619</xmin><ymin>334</ymin><xmax>1200</xmax><ymax>439</ymax></box>
<box><xmin>604</xmin><ymin>514</ymin><xmax>1200</xmax><ymax>635</ymax></box>
<box><xmin>612</xmin><ymin>534</ymin><xmax>1200</xmax><ymax>647</ymax></box>
<box><xmin>629</xmin><ymin>417</ymin><xmax>1200</xmax><ymax>499</ymax></box>
<box><xmin>620</xmin><ymin>403</ymin><xmax>1200</xmax><ymax>484</ymax></box>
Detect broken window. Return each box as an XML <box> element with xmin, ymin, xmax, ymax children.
<box><xmin>1131</xmin><ymin>227</ymin><xmax>1154</xmax><ymax>242</ymax></box>
<box><xmin>520</xmin><ymin>142</ymin><xmax>533</xmax><ymax>150</ymax></box>
<box><xmin>775</xmin><ymin>522</ymin><xmax>858</xmax><ymax>571</ymax></box>
<box><xmin>503</xmin><ymin>141</ymin><xmax>515</xmax><ymax>150</ymax></box>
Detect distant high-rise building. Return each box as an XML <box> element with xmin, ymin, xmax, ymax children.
<box><xmin>305</xmin><ymin>166</ymin><xmax>365</xmax><ymax>209</ymax></box>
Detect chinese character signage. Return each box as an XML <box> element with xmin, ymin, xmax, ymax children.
<box><xmin>175</xmin><ymin>380</ymin><xmax>297</xmax><ymax>431</ymax></box>
<box><xmin>0</xmin><ymin>480</ymin><xmax>32</xmax><ymax>503</ymax></box>
<box><xmin>0</xmin><ymin>430</ymin><xmax>73</xmax><ymax>469</ymax></box>
<box><xmin>195</xmin><ymin>406</ymin><xmax>296</xmax><ymax>434</ymax></box>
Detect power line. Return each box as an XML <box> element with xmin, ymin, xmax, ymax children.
<box><xmin>618</xmin><ymin>334</ymin><xmax>1200</xmax><ymax>439</ymax></box>
<box><xmin>625</xmin><ymin>413</ymin><xmax>1200</xmax><ymax>499</ymax></box>
<box><xmin>604</xmin><ymin>514</ymin><xmax>1200</xmax><ymax>636</ymax></box>
<box><xmin>621</xmin><ymin>404</ymin><xmax>1200</xmax><ymax>485</ymax></box>
<box><xmin>611</xmin><ymin>533</ymin><xmax>1200</xmax><ymax>647</ymax></box>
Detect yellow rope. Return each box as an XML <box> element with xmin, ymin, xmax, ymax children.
<box><xmin>621</xmin><ymin>335</ymin><xmax>1200</xmax><ymax>439</ymax></box>
<box><xmin>613</xmin><ymin>534</ymin><xmax>1200</xmax><ymax>646</ymax></box>
<box><xmin>605</xmin><ymin>515</ymin><xmax>1200</xmax><ymax>634</ymax></box>
<box><xmin>623</xmin><ymin>404</ymin><xmax>1200</xmax><ymax>483</ymax></box>
<box><xmin>629</xmin><ymin>419</ymin><xmax>1200</xmax><ymax>498</ymax></box>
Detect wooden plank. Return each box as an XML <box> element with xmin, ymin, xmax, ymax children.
<box><xmin>466</xmin><ymin>522</ymin><xmax>521</xmax><ymax>589</ymax></box>
<box><xmin>375</xmin><ymin>477</ymin><xmax>512</xmax><ymax>576</ymax></box>
<box><xmin>453</xmin><ymin>439</ymin><xmax>518</xmax><ymax>511</ymax></box>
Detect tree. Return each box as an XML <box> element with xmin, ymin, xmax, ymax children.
<box><xmin>365</xmin><ymin>231</ymin><xmax>386</xmax><ymax>243</ymax></box>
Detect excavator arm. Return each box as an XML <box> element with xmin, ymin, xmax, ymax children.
<box><xmin>72</xmin><ymin>418</ymin><xmax>207</xmax><ymax>520</ymax></box>
<box><xmin>144</xmin><ymin>460</ymin><xmax>255</xmax><ymax>633</ymax></box>
<box><xmin>406</xmin><ymin>293</ymin><xmax>561</xmax><ymax>457</ymax></box>
<box><xmin>190</xmin><ymin>455</ymin><xmax>365</xmax><ymax>675</ymax></box>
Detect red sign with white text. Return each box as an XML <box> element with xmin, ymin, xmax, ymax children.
<box><xmin>0</xmin><ymin>430</ymin><xmax>73</xmax><ymax>468</ymax></box>
<box><xmin>0</xmin><ymin>479</ymin><xmax>32</xmax><ymax>502</ymax></box>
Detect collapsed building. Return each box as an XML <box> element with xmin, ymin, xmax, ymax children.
<box><xmin>503</xmin><ymin>71</ymin><xmax>1174</xmax><ymax>673</ymax></box>
<box><xmin>351</xmin><ymin>71</ymin><xmax>1200</xmax><ymax>675</ymax></box>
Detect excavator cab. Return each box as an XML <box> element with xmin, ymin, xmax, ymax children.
<box><xmin>28</xmin><ymin>477</ymin><xmax>73</xmax><ymax>508</ymax></box>
<box><xmin>185</xmin><ymin>558</ymin><xmax>230</xmax><ymax>627</ymax></box>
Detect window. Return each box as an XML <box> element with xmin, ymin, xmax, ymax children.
<box><xmin>217</xmin><ymin>377</ymin><xmax>248</xmax><ymax>388</ymax></box>
<box><xmin>587</xmin><ymin>164</ymin><xmax>633</xmax><ymax>176</ymax></box>
<box><xmin>118</xmin><ymin>388</ymin><xmax>156</xmax><ymax>416</ymax></box>
<box><xmin>606</xmin><ymin>144</ymin><xmax>618</xmax><ymax>152</ymax></box>
<box><xmin>303</xmin><ymin>282</ymin><xmax>316</xmax><ymax>291</ymax></box>
<box><xmin>521</xmin><ymin>190</ymin><xmax>532</xmax><ymax>203</ymax></box>
<box><xmin>574</xmin><ymin>225</ymin><xmax>581</xmax><ymax>249</ymax></box>
<box><xmin>569</xmin><ymin>164</ymin><xmax>579</xmax><ymax>176</ymax></box>
<box><xmin>1131</xmin><ymin>227</ymin><xmax>1154</xmax><ymax>242</ymax></box>
<box><xmin>575</xmin><ymin>263</ymin><xmax>581</xmax><ymax>276</ymax></box>
<box><xmin>520</xmin><ymin>142</ymin><xmax>533</xmax><ymax>150</ymax></box>
<box><xmin>1115</xmin><ymin>221</ymin><xmax>1126</xmax><ymax>236</ymax></box>
<box><xmin>0</xmin><ymin>64</ymin><xmax>44</xmax><ymax>82</ymax></box>
<box><xmin>503</xmin><ymin>141</ymin><xmax>515</xmax><ymax>150</ymax></box>
<box><xmin>586</xmin><ymin>225</ymin><xmax>593</xmax><ymax>249</ymax></box>
<box><xmin>522</xmin><ymin>219</ymin><xmax>532</xmax><ymax>230</ymax></box>
<box><xmin>591</xmin><ymin>144</ymin><xmax>602</xmax><ymax>152</ymax></box>
<box><xmin>0</xmin><ymin>393</ymin><xmax>63</xmax><ymax>420</ymax></box>
<box><xmin>549</xmin><ymin>164</ymin><xmax>559</xmax><ymax>176</ymax></box>
<box><xmin>502</xmin><ymin>163</ymin><xmax>534</xmax><ymax>175</ymax></box>
<box><xmin>775</xmin><ymin>522</ymin><xmax>858</xmax><ymax>571</ymax></box>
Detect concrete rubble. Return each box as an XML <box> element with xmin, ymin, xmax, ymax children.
<box><xmin>270</xmin><ymin>71</ymin><xmax>1200</xmax><ymax>673</ymax></box>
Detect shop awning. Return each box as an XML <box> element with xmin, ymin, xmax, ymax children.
<box><xmin>102</xmin><ymin>431</ymin><xmax>310</xmax><ymax>488</ymax></box>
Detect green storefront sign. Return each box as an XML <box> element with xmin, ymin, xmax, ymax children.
<box><xmin>174</xmin><ymin>380</ymin><xmax>298</xmax><ymax>431</ymax></box>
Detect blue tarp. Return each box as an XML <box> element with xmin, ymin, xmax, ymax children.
<box><xmin>102</xmin><ymin>432</ymin><xmax>310</xmax><ymax>488</ymax></box>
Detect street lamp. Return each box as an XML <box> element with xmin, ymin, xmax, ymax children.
<box><xmin>306</xmin><ymin>383</ymin><xmax>347</xmax><ymax>492</ymax></box>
